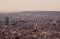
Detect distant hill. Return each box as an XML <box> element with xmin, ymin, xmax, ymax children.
<box><xmin>20</xmin><ymin>11</ymin><xmax>60</xmax><ymax>16</ymax></box>
<box><xmin>0</xmin><ymin>11</ymin><xmax>60</xmax><ymax>16</ymax></box>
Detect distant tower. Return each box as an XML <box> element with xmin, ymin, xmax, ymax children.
<box><xmin>5</xmin><ymin>16</ymin><xmax>9</xmax><ymax>25</ymax></box>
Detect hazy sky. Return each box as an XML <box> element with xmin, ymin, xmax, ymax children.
<box><xmin>0</xmin><ymin>0</ymin><xmax>60</xmax><ymax>12</ymax></box>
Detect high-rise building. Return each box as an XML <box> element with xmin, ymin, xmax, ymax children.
<box><xmin>5</xmin><ymin>16</ymin><xmax>9</xmax><ymax>25</ymax></box>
